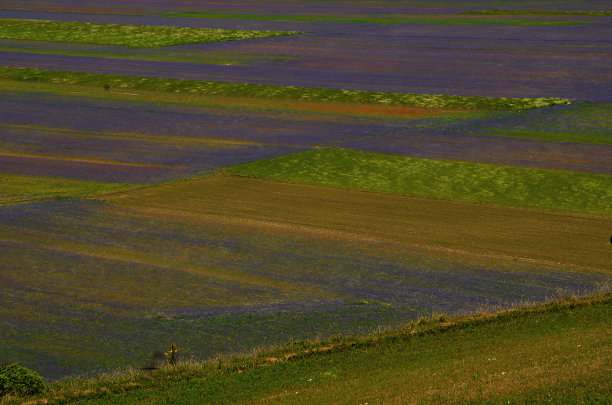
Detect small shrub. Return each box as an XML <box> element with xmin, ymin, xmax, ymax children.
<box><xmin>0</xmin><ymin>363</ymin><xmax>45</xmax><ymax>397</ymax></box>
<box><xmin>165</xmin><ymin>342</ymin><xmax>178</xmax><ymax>366</ymax></box>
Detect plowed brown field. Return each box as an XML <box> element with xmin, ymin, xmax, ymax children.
<box><xmin>106</xmin><ymin>174</ymin><xmax>612</xmax><ymax>273</ymax></box>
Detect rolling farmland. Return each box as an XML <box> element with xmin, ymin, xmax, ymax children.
<box><xmin>0</xmin><ymin>0</ymin><xmax>611</xmax><ymax>402</ymax></box>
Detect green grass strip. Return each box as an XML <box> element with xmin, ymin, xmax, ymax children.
<box><xmin>463</xmin><ymin>10</ymin><xmax>612</xmax><ymax>16</ymax></box>
<box><xmin>0</xmin><ymin>173</ymin><xmax>131</xmax><ymax>205</ymax></box>
<box><xmin>0</xmin><ymin>18</ymin><xmax>301</xmax><ymax>48</ymax></box>
<box><xmin>226</xmin><ymin>148</ymin><xmax>612</xmax><ymax>217</ymax></box>
<box><xmin>17</xmin><ymin>294</ymin><xmax>611</xmax><ymax>404</ymax></box>
<box><xmin>165</xmin><ymin>11</ymin><xmax>591</xmax><ymax>26</ymax></box>
<box><xmin>0</xmin><ymin>67</ymin><xmax>569</xmax><ymax>111</ymax></box>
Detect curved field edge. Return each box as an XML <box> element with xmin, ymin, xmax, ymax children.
<box><xmin>7</xmin><ymin>293</ymin><xmax>610</xmax><ymax>404</ymax></box>
<box><xmin>0</xmin><ymin>19</ymin><xmax>301</xmax><ymax>48</ymax></box>
<box><xmin>0</xmin><ymin>67</ymin><xmax>570</xmax><ymax>111</ymax></box>
<box><xmin>225</xmin><ymin>148</ymin><xmax>612</xmax><ymax>217</ymax></box>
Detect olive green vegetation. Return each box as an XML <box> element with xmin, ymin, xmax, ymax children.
<box><xmin>165</xmin><ymin>11</ymin><xmax>591</xmax><ymax>26</ymax></box>
<box><xmin>0</xmin><ymin>67</ymin><xmax>569</xmax><ymax>111</ymax></box>
<box><xmin>107</xmin><ymin>175</ymin><xmax>612</xmax><ymax>271</ymax></box>
<box><xmin>10</xmin><ymin>294</ymin><xmax>611</xmax><ymax>404</ymax></box>
<box><xmin>0</xmin><ymin>19</ymin><xmax>300</xmax><ymax>48</ymax></box>
<box><xmin>463</xmin><ymin>9</ymin><xmax>612</xmax><ymax>16</ymax></box>
<box><xmin>0</xmin><ymin>173</ymin><xmax>130</xmax><ymax>205</ymax></box>
<box><xmin>0</xmin><ymin>364</ymin><xmax>45</xmax><ymax>397</ymax></box>
<box><xmin>226</xmin><ymin>148</ymin><xmax>612</xmax><ymax>217</ymax></box>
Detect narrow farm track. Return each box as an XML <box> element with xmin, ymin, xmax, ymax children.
<box><xmin>106</xmin><ymin>174</ymin><xmax>612</xmax><ymax>273</ymax></box>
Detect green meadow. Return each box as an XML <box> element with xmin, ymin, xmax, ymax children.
<box><xmin>0</xmin><ymin>67</ymin><xmax>569</xmax><ymax>111</ymax></box>
<box><xmin>8</xmin><ymin>294</ymin><xmax>610</xmax><ymax>404</ymax></box>
<box><xmin>226</xmin><ymin>148</ymin><xmax>612</xmax><ymax>217</ymax></box>
<box><xmin>0</xmin><ymin>173</ymin><xmax>130</xmax><ymax>205</ymax></box>
<box><xmin>0</xmin><ymin>19</ymin><xmax>301</xmax><ymax>48</ymax></box>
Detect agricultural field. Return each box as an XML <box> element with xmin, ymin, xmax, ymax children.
<box><xmin>0</xmin><ymin>0</ymin><xmax>611</xmax><ymax>402</ymax></box>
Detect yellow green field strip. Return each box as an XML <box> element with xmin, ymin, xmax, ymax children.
<box><xmin>0</xmin><ymin>67</ymin><xmax>570</xmax><ymax>111</ymax></box>
<box><xmin>0</xmin><ymin>19</ymin><xmax>301</xmax><ymax>48</ymax></box>
<box><xmin>226</xmin><ymin>149</ymin><xmax>612</xmax><ymax>217</ymax></box>
<box><xmin>105</xmin><ymin>175</ymin><xmax>612</xmax><ymax>272</ymax></box>
<box><xmin>0</xmin><ymin>173</ymin><xmax>131</xmax><ymax>205</ymax></box>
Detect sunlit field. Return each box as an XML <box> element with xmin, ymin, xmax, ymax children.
<box><xmin>1</xmin><ymin>0</ymin><xmax>611</xmax><ymax>403</ymax></box>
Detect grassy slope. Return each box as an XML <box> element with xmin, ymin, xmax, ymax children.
<box><xmin>0</xmin><ymin>19</ymin><xmax>300</xmax><ymax>48</ymax></box>
<box><xmin>0</xmin><ymin>67</ymin><xmax>569</xmax><ymax>111</ymax></box>
<box><xmin>226</xmin><ymin>148</ymin><xmax>612</xmax><ymax>217</ymax></box>
<box><xmin>9</xmin><ymin>294</ymin><xmax>610</xmax><ymax>404</ymax></box>
<box><xmin>0</xmin><ymin>173</ymin><xmax>130</xmax><ymax>205</ymax></box>
<box><xmin>106</xmin><ymin>175</ymin><xmax>612</xmax><ymax>271</ymax></box>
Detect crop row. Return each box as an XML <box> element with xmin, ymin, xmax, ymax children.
<box><xmin>0</xmin><ymin>67</ymin><xmax>569</xmax><ymax>111</ymax></box>
<box><xmin>0</xmin><ymin>18</ymin><xmax>301</xmax><ymax>48</ymax></box>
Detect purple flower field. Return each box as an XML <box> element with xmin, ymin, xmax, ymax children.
<box><xmin>1</xmin><ymin>0</ymin><xmax>611</xmax><ymax>380</ymax></box>
<box><xmin>1</xmin><ymin>199</ymin><xmax>608</xmax><ymax>378</ymax></box>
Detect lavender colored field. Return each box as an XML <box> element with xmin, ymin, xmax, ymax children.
<box><xmin>1</xmin><ymin>199</ymin><xmax>608</xmax><ymax>379</ymax></box>
<box><xmin>1</xmin><ymin>6</ymin><xmax>611</xmax><ymax>101</ymax></box>
<box><xmin>0</xmin><ymin>39</ymin><xmax>297</xmax><ymax>65</ymax></box>
<box><xmin>0</xmin><ymin>121</ymin><xmax>304</xmax><ymax>183</ymax></box>
<box><xmin>1</xmin><ymin>88</ymin><xmax>610</xmax><ymax>184</ymax></box>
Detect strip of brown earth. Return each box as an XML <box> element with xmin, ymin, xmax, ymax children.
<box><xmin>105</xmin><ymin>174</ymin><xmax>612</xmax><ymax>273</ymax></box>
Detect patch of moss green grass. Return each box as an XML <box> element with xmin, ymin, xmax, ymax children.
<box><xmin>0</xmin><ymin>67</ymin><xmax>570</xmax><ymax>111</ymax></box>
<box><xmin>0</xmin><ymin>19</ymin><xmax>301</xmax><ymax>48</ymax></box>
<box><xmin>165</xmin><ymin>11</ymin><xmax>591</xmax><ymax>26</ymax></box>
<box><xmin>11</xmin><ymin>294</ymin><xmax>610</xmax><ymax>404</ymax></box>
<box><xmin>226</xmin><ymin>148</ymin><xmax>612</xmax><ymax>217</ymax></box>
<box><xmin>0</xmin><ymin>173</ymin><xmax>131</xmax><ymax>205</ymax></box>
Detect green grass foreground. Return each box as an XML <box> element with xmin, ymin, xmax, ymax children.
<box><xmin>0</xmin><ymin>19</ymin><xmax>300</xmax><ymax>48</ymax></box>
<box><xmin>0</xmin><ymin>173</ymin><xmax>131</xmax><ymax>205</ymax></box>
<box><xmin>226</xmin><ymin>148</ymin><xmax>612</xmax><ymax>217</ymax></box>
<box><xmin>6</xmin><ymin>294</ymin><xmax>610</xmax><ymax>404</ymax></box>
<box><xmin>165</xmin><ymin>12</ymin><xmax>591</xmax><ymax>26</ymax></box>
<box><xmin>0</xmin><ymin>67</ymin><xmax>569</xmax><ymax>111</ymax></box>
